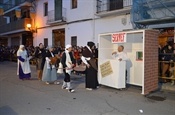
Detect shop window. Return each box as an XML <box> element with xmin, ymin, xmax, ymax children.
<box><xmin>44</xmin><ymin>2</ymin><xmax>48</xmax><ymax>16</ymax></box>
<box><xmin>72</xmin><ymin>0</ymin><xmax>77</xmax><ymax>9</ymax></box>
<box><xmin>136</xmin><ymin>51</ymin><xmax>143</xmax><ymax>61</ymax></box>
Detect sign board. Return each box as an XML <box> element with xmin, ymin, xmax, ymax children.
<box><xmin>100</xmin><ymin>61</ymin><xmax>113</xmax><ymax>77</ymax></box>
<box><xmin>111</xmin><ymin>32</ymin><xmax>126</xmax><ymax>43</ymax></box>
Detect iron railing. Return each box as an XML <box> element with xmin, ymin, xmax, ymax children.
<box><xmin>0</xmin><ymin>18</ymin><xmax>31</xmax><ymax>34</ymax></box>
<box><xmin>97</xmin><ymin>0</ymin><xmax>132</xmax><ymax>13</ymax></box>
<box><xmin>47</xmin><ymin>8</ymin><xmax>66</xmax><ymax>24</ymax></box>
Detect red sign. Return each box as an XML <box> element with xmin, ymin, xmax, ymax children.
<box><xmin>111</xmin><ymin>33</ymin><xmax>126</xmax><ymax>43</ymax></box>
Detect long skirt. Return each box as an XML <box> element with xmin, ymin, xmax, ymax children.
<box><xmin>42</xmin><ymin>63</ymin><xmax>57</xmax><ymax>82</ymax></box>
<box><xmin>85</xmin><ymin>66</ymin><xmax>99</xmax><ymax>89</ymax></box>
<box><xmin>18</xmin><ymin>64</ymin><xmax>31</xmax><ymax>79</ymax></box>
<box><xmin>36</xmin><ymin>58</ymin><xmax>45</xmax><ymax>70</ymax></box>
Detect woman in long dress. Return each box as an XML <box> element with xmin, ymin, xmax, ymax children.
<box><xmin>17</xmin><ymin>45</ymin><xmax>31</xmax><ymax>80</ymax></box>
<box><xmin>42</xmin><ymin>46</ymin><xmax>59</xmax><ymax>85</ymax></box>
<box><xmin>81</xmin><ymin>42</ymin><xmax>99</xmax><ymax>90</ymax></box>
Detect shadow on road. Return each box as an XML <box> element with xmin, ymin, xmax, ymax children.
<box><xmin>0</xmin><ymin>106</ymin><xmax>18</xmax><ymax>115</ymax></box>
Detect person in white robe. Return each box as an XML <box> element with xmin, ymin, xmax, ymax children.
<box><xmin>17</xmin><ymin>45</ymin><xmax>31</xmax><ymax>80</ymax></box>
<box><xmin>112</xmin><ymin>45</ymin><xmax>129</xmax><ymax>61</ymax></box>
<box><xmin>61</xmin><ymin>44</ymin><xmax>76</xmax><ymax>93</ymax></box>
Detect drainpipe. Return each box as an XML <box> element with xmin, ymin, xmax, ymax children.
<box><xmin>92</xmin><ymin>0</ymin><xmax>96</xmax><ymax>42</ymax></box>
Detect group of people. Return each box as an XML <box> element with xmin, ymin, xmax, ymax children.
<box><xmin>16</xmin><ymin>42</ymin><xmax>100</xmax><ymax>93</ymax></box>
<box><xmin>158</xmin><ymin>41</ymin><xmax>175</xmax><ymax>84</ymax></box>
<box><xmin>159</xmin><ymin>42</ymin><xmax>174</xmax><ymax>76</ymax></box>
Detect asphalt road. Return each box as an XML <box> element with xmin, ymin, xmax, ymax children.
<box><xmin>0</xmin><ymin>61</ymin><xmax>175</xmax><ymax>115</ymax></box>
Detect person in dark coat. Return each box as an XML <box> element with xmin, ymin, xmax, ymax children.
<box><xmin>34</xmin><ymin>43</ymin><xmax>46</xmax><ymax>80</ymax></box>
<box><xmin>81</xmin><ymin>41</ymin><xmax>99</xmax><ymax>90</ymax></box>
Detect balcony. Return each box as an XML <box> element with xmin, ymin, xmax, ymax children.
<box><xmin>3</xmin><ymin>0</ymin><xmax>35</xmax><ymax>14</ymax></box>
<box><xmin>47</xmin><ymin>8</ymin><xmax>67</xmax><ymax>25</ymax></box>
<box><xmin>0</xmin><ymin>18</ymin><xmax>32</xmax><ymax>35</ymax></box>
<box><xmin>96</xmin><ymin>0</ymin><xmax>132</xmax><ymax>17</ymax></box>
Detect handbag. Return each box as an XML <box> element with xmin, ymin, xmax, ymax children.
<box><xmin>50</xmin><ymin>57</ymin><xmax>58</xmax><ymax>65</ymax></box>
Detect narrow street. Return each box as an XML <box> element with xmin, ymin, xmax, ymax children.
<box><xmin>0</xmin><ymin>61</ymin><xmax>175</xmax><ymax>115</ymax></box>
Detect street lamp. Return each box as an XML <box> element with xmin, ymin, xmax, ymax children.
<box><xmin>26</xmin><ymin>23</ymin><xmax>37</xmax><ymax>33</ymax></box>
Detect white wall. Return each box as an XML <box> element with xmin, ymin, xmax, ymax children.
<box><xmin>66</xmin><ymin>20</ymin><xmax>94</xmax><ymax>46</ymax></box>
<box><xmin>95</xmin><ymin>14</ymin><xmax>133</xmax><ymax>44</ymax></box>
<box><xmin>34</xmin><ymin>0</ymin><xmax>133</xmax><ymax>47</ymax></box>
<box><xmin>65</xmin><ymin>0</ymin><xmax>94</xmax><ymax>22</ymax></box>
<box><xmin>35</xmin><ymin>0</ymin><xmax>49</xmax><ymax>28</ymax></box>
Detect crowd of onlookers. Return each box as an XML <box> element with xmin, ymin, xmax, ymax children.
<box><xmin>158</xmin><ymin>41</ymin><xmax>175</xmax><ymax>81</ymax></box>
<box><xmin>0</xmin><ymin>45</ymin><xmax>98</xmax><ymax>66</ymax></box>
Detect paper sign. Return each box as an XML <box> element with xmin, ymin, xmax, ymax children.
<box><xmin>111</xmin><ymin>32</ymin><xmax>126</xmax><ymax>43</ymax></box>
<box><xmin>100</xmin><ymin>61</ymin><xmax>113</xmax><ymax>77</ymax></box>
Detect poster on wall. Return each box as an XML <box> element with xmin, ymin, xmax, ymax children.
<box><xmin>100</xmin><ymin>61</ymin><xmax>113</xmax><ymax>77</ymax></box>
<box><xmin>111</xmin><ymin>32</ymin><xmax>127</xmax><ymax>43</ymax></box>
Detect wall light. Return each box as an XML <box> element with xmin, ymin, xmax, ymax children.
<box><xmin>26</xmin><ymin>24</ymin><xmax>37</xmax><ymax>33</ymax></box>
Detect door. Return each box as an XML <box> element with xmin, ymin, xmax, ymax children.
<box><xmin>55</xmin><ymin>0</ymin><xmax>62</xmax><ymax>20</ymax></box>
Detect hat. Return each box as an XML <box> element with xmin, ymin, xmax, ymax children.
<box><xmin>87</xmin><ymin>41</ymin><xmax>95</xmax><ymax>48</ymax></box>
<box><xmin>19</xmin><ymin>45</ymin><xmax>25</xmax><ymax>49</ymax></box>
<box><xmin>65</xmin><ymin>44</ymin><xmax>72</xmax><ymax>49</ymax></box>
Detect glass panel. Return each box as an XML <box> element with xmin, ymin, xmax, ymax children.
<box><xmin>55</xmin><ymin>0</ymin><xmax>62</xmax><ymax>20</ymax></box>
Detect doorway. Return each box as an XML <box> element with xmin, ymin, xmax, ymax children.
<box><xmin>52</xmin><ymin>29</ymin><xmax>65</xmax><ymax>47</ymax></box>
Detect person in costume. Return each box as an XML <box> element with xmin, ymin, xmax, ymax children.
<box><xmin>61</xmin><ymin>44</ymin><xmax>76</xmax><ymax>93</ymax></box>
<box><xmin>17</xmin><ymin>45</ymin><xmax>31</xmax><ymax>80</ymax></box>
<box><xmin>81</xmin><ymin>42</ymin><xmax>99</xmax><ymax>90</ymax></box>
<box><xmin>112</xmin><ymin>45</ymin><xmax>129</xmax><ymax>61</ymax></box>
<box><xmin>42</xmin><ymin>46</ymin><xmax>60</xmax><ymax>85</ymax></box>
<box><xmin>34</xmin><ymin>43</ymin><xmax>46</xmax><ymax>81</ymax></box>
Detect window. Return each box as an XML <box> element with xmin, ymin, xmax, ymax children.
<box><xmin>72</xmin><ymin>0</ymin><xmax>77</xmax><ymax>9</ymax></box>
<box><xmin>71</xmin><ymin>36</ymin><xmax>77</xmax><ymax>46</ymax></box>
<box><xmin>136</xmin><ymin>51</ymin><xmax>143</xmax><ymax>61</ymax></box>
<box><xmin>44</xmin><ymin>38</ymin><xmax>48</xmax><ymax>48</ymax></box>
<box><xmin>109</xmin><ymin>0</ymin><xmax>123</xmax><ymax>11</ymax></box>
<box><xmin>44</xmin><ymin>2</ymin><xmax>48</xmax><ymax>16</ymax></box>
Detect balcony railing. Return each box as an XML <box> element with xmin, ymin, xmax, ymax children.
<box><xmin>47</xmin><ymin>8</ymin><xmax>66</xmax><ymax>24</ymax></box>
<box><xmin>3</xmin><ymin>0</ymin><xmax>35</xmax><ymax>12</ymax></box>
<box><xmin>0</xmin><ymin>18</ymin><xmax>31</xmax><ymax>34</ymax></box>
<box><xmin>97</xmin><ymin>0</ymin><xmax>132</xmax><ymax>13</ymax></box>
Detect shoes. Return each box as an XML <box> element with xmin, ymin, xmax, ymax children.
<box><xmin>68</xmin><ymin>89</ymin><xmax>75</xmax><ymax>93</ymax></box>
<box><xmin>62</xmin><ymin>86</ymin><xmax>68</xmax><ymax>89</ymax></box>
<box><xmin>54</xmin><ymin>81</ymin><xmax>60</xmax><ymax>85</ymax></box>
<box><xmin>46</xmin><ymin>82</ymin><xmax>50</xmax><ymax>85</ymax></box>
<box><xmin>86</xmin><ymin>88</ymin><xmax>93</xmax><ymax>91</ymax></box>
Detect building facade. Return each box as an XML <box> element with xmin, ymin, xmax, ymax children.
<box><xmin>0</xmin><ymin>0</ymin><xmax>37</xmax><ymax>47</ymax></box>
<box><xmin>32</xmin><ymin>0</ymin><xmax>133</xmax><ymax>47</ymax></box>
